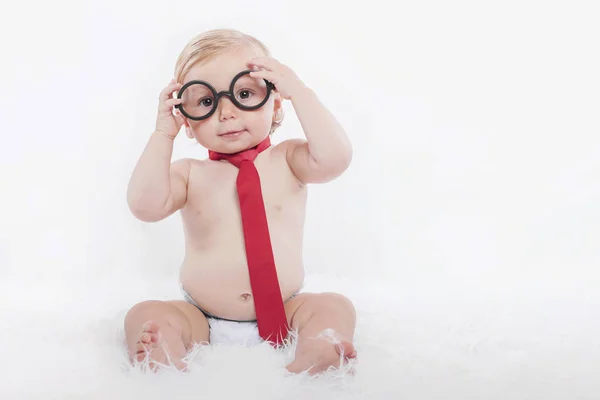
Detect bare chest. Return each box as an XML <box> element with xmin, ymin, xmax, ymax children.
<box><xmin>180</xmin><ymin>155</ymin><xmax>307</xmax><ymax>246</ymax></box>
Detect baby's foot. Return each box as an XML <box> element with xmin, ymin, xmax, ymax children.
<box><xmin>335</xmin><ymin>340</ymin><xmax>358</xmax><ymax>375</ymax></box>
<box><xmin>336</xmin><ymin>340</ymin><xmax>358</xmax><ymax>360</ymax></box>
<box><xmin>133</xmin><ymin>320</ymin><xmax>187</xmax><ymax>371</ymax></box>
<box><xmin>286</xmin><ymin>337</ymin><xmax>357</xmax><ymax>375</ymax></box>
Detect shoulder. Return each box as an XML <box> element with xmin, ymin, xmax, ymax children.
<box><xmin>269</xmin><ymin>138</ymin><xmax>307</xmax><ymax>185</ymax></box>
<box><xmin>171</xmin><ymin>157</ymin><xmax>194</xmax><ymax>174</ymax></box>
<box><xmin>173</xmin><ymin>157</ymin><xmax>215</xmax><ymax>169</ymax></box>
<box><xmin>271</xmin><ymin>138</ymin><xmax>306</xmax><ymax>154</ymax></box>
<box><xmin>171</xmin><ymin>157</ymin><xmax>211</xmax><ymax>183</ymax></box>
<box><xmin>269</xmin><ymin>138</ymin><xmax>307</xmax><ymax>166</ymax></box>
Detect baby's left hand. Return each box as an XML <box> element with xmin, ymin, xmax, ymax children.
<box><xmin>247</xmin><ymin>57</ymin><xmax>308</xmax><ymax>100</ymax></box>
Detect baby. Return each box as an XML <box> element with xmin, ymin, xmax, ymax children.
<box><xmin>124</xmin><ymin>28</ymin><xmax>356</xmax><ymax>374</ymax></box>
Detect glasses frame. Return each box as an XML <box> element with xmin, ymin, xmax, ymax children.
<box><xmin>174</xmin><ymin>70</ymin><xmax>275</xmax><ymax>121</ymax></box>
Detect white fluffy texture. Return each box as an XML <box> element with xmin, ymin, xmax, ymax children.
<box><xmin>1</xmin><ymin>0</ymin><xmax>600</xmax><ymax>399</ymax></box>
<box><xmin>1</xmin><ymin>273</ymin><xmax>599</xmax><ymax>399</ymax></box>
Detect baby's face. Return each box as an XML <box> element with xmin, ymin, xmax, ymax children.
<box><xmin>180</xmin><ymin>45</ymin><xmax>281</xmax><ymax>154</ymax></box>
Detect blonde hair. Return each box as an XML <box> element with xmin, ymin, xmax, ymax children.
<box><xmin>174</xmin><ymin>29</ymin><xmax>284</xmax><ymax>135</ymax></box>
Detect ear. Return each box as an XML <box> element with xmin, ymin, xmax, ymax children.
<box><xmin>272</xmin><ymin>91</ymin><xmax>283</xmax><ymax>117</ymax></box>
<box><xmin>180</xmin><ymin>115</ymin><xmax>194</xmax><ymax>139</ymax></box>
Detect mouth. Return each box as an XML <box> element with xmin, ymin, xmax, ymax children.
<box><xmin>218</xmin><ymin>129</ymin><xmax>246</xmax><ymax>138</ymax></box>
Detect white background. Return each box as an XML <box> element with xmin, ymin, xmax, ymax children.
<box><xmin>1</xmin><ymin>0</ymin><xmax>599</xmax><ymax>399</ymax></box>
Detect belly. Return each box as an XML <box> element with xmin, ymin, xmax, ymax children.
<box><xmin>178</xmin><ymin>171</ymin><xmax>307</xmax><ymax>321</ymax></box>
<box><xmin>179</xmin><ymin>233</ymin><xmax>305</xmax><ymax>321</ymax></box>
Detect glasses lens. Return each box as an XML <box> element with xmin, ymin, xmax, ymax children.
<box><xmin>232</xmin><ymin>74</ymin><xmax>268</xmax><ymax>108</ymax></box>
<box><xmin>179</xmin><ymin>83</ymin><xmax>214</xmax><ymax>119</ymax></box>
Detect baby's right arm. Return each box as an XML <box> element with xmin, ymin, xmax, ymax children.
<box><xmin>127</xmin><ymin>79</ymin><xmax>189</xmax><ymax>222</ymax></box>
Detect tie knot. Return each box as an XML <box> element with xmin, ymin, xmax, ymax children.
<box><xmin>208</xmin><ymin>136</ymin><xmax>272</xmax><ymax>168</ymax></box>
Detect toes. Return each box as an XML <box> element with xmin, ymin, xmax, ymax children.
<box><xmin>136</xmin><ymin>341</ymin><xmax>149</xmax><ymax>353</ymax></box>
<box><xmin>150</xmin><ymin>331</ymin><xmax>161</xmax><ymax>343</ymax></box>
<box><xmin>142</xmin><ymin>320</ymin><xmax>160</xmax><ymax>333</ymax></box>
<box><xmin>335</xmin><ymin>341</ymin><xmax>356</xmax><ymax>359</ymax></box>
<box><xmin>138</xmin><ymin>332</ymin><xmax>160</xmax><ymax>345</ymax></box>
<box><xmin>134</xmin><ymin>327</ymin><xmax>162</xmax><ymax>356</ymax></box>
<box><xmin>344</xmin><ymin>343</ymin><xmax>357</xmax><ymax>359</ymax></box>
<box><xmin>139</xmin><ymin>332</ymin><xmax>151</xmax><ymax>344</ymax></box>
<box><xmin>138</xmin><ymin>321</ymin><xmax>162</xmax><ymax>345</ymax></box>
<box><xmin>135</xmin><ymin>351</ymin><xmax>147</xmax><ymax>362</ymax></box>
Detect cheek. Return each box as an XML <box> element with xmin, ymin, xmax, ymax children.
<box><xmin>252</xmin><ymin>101</ymin><xmax>276</xmax><ymax>127</ymax></box>
<box><xmin>241</xmin><ymin>109</ymin><xmax>272</xmax><ymax>131</ymax></box>
<box><xmin>185</xmin><ymin>121</ymin><xmax>214</xmax><ymax>144</ymax></box>
<box><xmin>258</xmin><ymin>110</ymin><xmax>274</xmax><ymax>126</ymax></box>
<box><xmin>189</xmin><ymin>119</ymin><xmax>213</xmax><ymax>134</ymax></box>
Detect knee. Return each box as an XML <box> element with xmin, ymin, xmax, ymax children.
<box><xmin>125</xmin><ymin>300</ymin><xmax>164</xmax><ymax>322</ymax></box>
<box><xmin>316</xmin><ymin>293</ymin><xmax>356</xmax><ymax>316</ymax></box>
<box><xmin>290</xmin><ymin>293</ymin><xmax>356</xmax><ymax>330</ymax></box>
<box><xmin>124</xmin><ymin>300</ymin><xmax>186</xmax><ymax>335</ymax></box>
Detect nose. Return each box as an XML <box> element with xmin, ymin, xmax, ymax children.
<box><xmin>217</xmin><ymin>96</ymin><xmax>237</xmax><ymax>121</ymax></box>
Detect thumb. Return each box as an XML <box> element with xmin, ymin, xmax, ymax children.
<box><xmin>174</xmin><ymin>111</ymin><xmax>185</xmax><ymax>130</ymax></box>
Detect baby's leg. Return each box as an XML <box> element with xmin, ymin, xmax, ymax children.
<box><xmin>284</xmin><ymin>293</ymin><xmax>357</xmax><ymax>374</ymax></box>
<box><xmin>124</xmin><ymin>300</ymin><xmax>209</xmax><ymax>370</ymax></box>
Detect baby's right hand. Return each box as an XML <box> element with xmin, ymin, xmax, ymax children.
<box><xmin>155</xmin><ymin>79</ymin><xmax>185</xmax><ymax>139</ymax></box>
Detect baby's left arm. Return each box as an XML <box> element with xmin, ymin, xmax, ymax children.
<box><xmin>285</xmin><ymin>87</ymin><xmax>353</xmax><ymax>184</ymax></box>
<box><xmin>248</xmin><ymin>58</ymin><xmax>353</xmax><ymax>184</ymax></box>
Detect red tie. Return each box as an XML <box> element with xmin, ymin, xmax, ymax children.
<box><xmin>208</xmin><ymin>136</ymin><xmax>289</xmax><ymax>345</ymax></box>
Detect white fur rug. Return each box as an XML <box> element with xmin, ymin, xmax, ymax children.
<box><xmin>1</xmin><ymin>269</ymin><xmax>598</xmax><ymax>399</ymax></box>
<box><xmin>1</xmin><ymin>2</ymin><xmax>598</xmax><ymax>398</ymax></box>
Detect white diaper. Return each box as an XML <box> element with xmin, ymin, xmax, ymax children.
<box><xmin>207</xmin><ymin>318</ymin><xmax>263</xmax><ymax>347</ymax></box>
<box><xmin>181</xmin><ymin>283</ymin><xmax>301</xmax><ymax>347</ymax></box>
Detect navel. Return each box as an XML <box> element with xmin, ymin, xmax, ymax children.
<box><xmin>240</xmin><ymin>293</ymin><xmax>252</xmax><ymax>301</ymax></box>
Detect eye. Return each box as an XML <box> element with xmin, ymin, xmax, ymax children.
<box><xmin>199</xmin><ymin>97</ymin><xmax>213</xmax><ymax>107</ymax></box>
<box><xmin>237</xmin><ymin>89</ymin><xmax>253</xmax><ymax>100</ymax></box>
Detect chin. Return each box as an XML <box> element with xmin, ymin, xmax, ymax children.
<box><xmin>209</xmin><ymin>139</ymin><xmax>248</xmax><ymax>154</ymax></box>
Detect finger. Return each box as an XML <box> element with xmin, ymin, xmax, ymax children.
<box><xmin>249</xmin><ymin>70</ymin><xmax>274</xmax><ymax>82</ymax></box>
<box><xmin>158</xmin><ymin>98</ymin><xmax>183</xmax><ymax>114</ymax></box>
<box><xmin>164</xmin><ymin>98</ymin><xmax>183</xmax><ymax>108</ymax></box>
<box><xmin>247</xmin><ymin>57</ymin><xmax>278</xmax><ymax>71</ymax></box>
<box><xmin>174</xmin><ymin>113</ymin><xmax>185</xmax><ymax>128</ymax></box>
<box><xmin>158</xmin><ymin>103</ymin><xmax>180</xmax><ymax>117</ymax></box>
<box><xmin>159</xmin><ymin>80</ymin><xmax>182</xmax><ymax>101</ymax></box>
<box><xmin>160</xmin><ymin>81</ymin><xmax>180</xmax><ymax>97</ymax></box>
